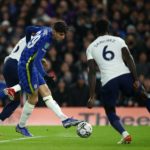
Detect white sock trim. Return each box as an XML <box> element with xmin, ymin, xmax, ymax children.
<box><xmin>43</xmin><ymin>95</ymin><xmax>53</xmax><ymax>101</ymax></box>
<box><xmin>43</xmin><ymin>95</ymin><xmax>68</xmax><ymax>121</ymax></box>
<box><xmin>122</xmin><ymin>131</ymin><xmax>129</xmax><ymax>138</ymax></box>
<box><xmin>26</xmin><ymin>101</ymin><xmax>35</xmax><ymax>109</ymax></box>
<box><xmin>12</xmin><ymin>84</ymin><xmax>21</xmax><ymax>92</ymax></box>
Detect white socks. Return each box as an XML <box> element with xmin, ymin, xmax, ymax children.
<box><xmin>19</xmin><ymin>101</ymin><xmax>35</xmax><ymax>128</ymax></box>
<box><xmin>12</xmin><ymin>84</ymin><xmax>21</xmax><ymax>92</ymax></box>
<box><xmin>0</xmin><ymin>119</ymin><xmax>2</xmax><ymax>124</ymax></box>
<box><xmin>122</xmin><ymin>131</ymin><xmax>129</xmax><ymax>138</ymax></box>
<box><xmin>18</xmin><ymin>95</ymin><xmax>67</xmax><ymax>127</ymax></box>
<box><xmin>43</xmin><ymin>95</ymin><xmax>68</xmax><ymax>121</ymax></box>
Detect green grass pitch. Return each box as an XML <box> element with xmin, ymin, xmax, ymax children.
<box><xmin>0</xmin><ymin>126</ymin><xmax>149</xmax><ymax>150</ymax></box>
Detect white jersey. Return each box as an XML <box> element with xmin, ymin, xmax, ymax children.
<box><xmin>86</xmin><ymin>35</ymin><xmax>130</xmax><ymax>86</ymax></box>
<box><xmin>5</xmin><ymin>37</ymin><xmax>26</xmax><ymax>62</ymax></box>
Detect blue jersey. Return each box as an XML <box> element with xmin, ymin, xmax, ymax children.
<box><xmin>19</xmin><ymin>26</ymin><xmax>52</xmax><ymax>77</ymax></box>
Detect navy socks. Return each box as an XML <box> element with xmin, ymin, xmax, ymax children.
<box><xmin>0</xmin><ymin>100</ymin><xmax>20</xmax><ymax>121</ymax></box>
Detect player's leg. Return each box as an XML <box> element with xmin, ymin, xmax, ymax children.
<box><xmin>18</xmin><ymin>91</ymin><xmax>38</xmax><ymax>127</ymax></box>
<box><xmin>104</xmin><ymin>105</ymin><xmax>131</xmax><ymax>144</ymax></box>
<box><xmin>16</xmin><ymin>62</ymin><xmax>38</xmax><ymax>136</ymax></box>
<box><xmin>0</xmin><ymin>93</ymin><xmax>20</xmax><ymax>121</ymax></box>
<box><xmin>134</xmin><ymin>86</ymin><xmax>150</xmax><ymax>112</ymax></box>
<box><xmin>39</xmin><ymin>84</ymin><xmax>68</xmax><ymax>120</ymax></box>
<box><xmin>101</xmin><ymin>78</ymin><xmax>131</xmax><ymax>144</ymax></box>
<box><xmin>38</xmin><ymin>73</ymin><xmax>82</xmax><ymax>128</ymax></box>
<box><xmin>16</xmin><ymin>91</ymin><xmax>38</xmax><ymax>137</ymax></box>
<box><xmin>120</xmin><ymin>73</ymin><xmax>150</xmax><ymax>112</ymax></box>
<box><xmin>3</xmin><ymin>84</ymin><xmax>21</xmax><ymax>100</ymax></box>
<box><xmin>0</xmin><ymin>58</ymin><xmax>20</xmax><ymax>122</ymax></box>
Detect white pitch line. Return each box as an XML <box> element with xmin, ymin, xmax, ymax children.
<box><xmin>0</xmin><ymin>136</ymin><xmax>47</xmax><ymax>143</ymax></box>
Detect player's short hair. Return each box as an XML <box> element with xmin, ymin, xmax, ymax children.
<box><xmin>96</xmin><ymin>19</ymin><xmax>110</xmax><ymax>35</ymax></box>
<box><xmin>53</xmin><ymin>21</ymin><xmax>68</xmax><ymax>33</ymax></box>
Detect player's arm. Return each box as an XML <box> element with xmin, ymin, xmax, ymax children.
<box><xmin>121</xmin><ymin>47</ymin><xmax>141</xmax><ymax>91</ymax></box>
<box><xmin>34</xmin><ymin>48</ymin><xmax>47</xmax><ymax>77</ymax></box>
<box><xmin>87</xmin><ymin>59</ymin><xmax>97</xmax><ymax>108</ymax></box>
<box><xmin>34</xmin><ymin>40</ymin><xmax>55</xmax><ymax>86</ymax></box>
<box><xmin>86</xmin><ymin>45</ymin><xmax>97</xmax><ymax>108</ymax></box>
<box><xmin>121</xmin><ymin>47</ymin><xmax>138</xmax><ymax>81</ymax></box>
<box><xmin>25</xmin><ymin>26</ymin><xmax>43</xmax><ymax>43</ymax></box>
<box><xmin>87</xmin><ymin>59</ymin><xmax>97</xmax><ymax>99</ymax></box>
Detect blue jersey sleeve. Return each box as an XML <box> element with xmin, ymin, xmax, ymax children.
<box><xmin>34</xmin><ymin>36</ymin><xmax>51</xmax><ymax>77</ymax></box>
<box><xmin>25</xmin><ymin>26</ymin><xmax>43</xmax><ymax>43</ymax></box>
<box><xmin>34</xmin><ymin>48</ymin><xmax>47</xmax><ymax>77</ymax></box>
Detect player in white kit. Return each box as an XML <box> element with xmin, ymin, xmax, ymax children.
<box><xmin>0</xmin><ymin>37</ymin><xmax>26</xmax><ymax>122</ymax></box>
<box><xmin>86</xmin><ymin>19</ymin><xmax>150</xmax><ymax>144</ymax></box>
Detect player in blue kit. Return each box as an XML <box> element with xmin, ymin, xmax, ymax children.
<box><xmin>2</xmin><ymin>21</ymin><xmax>81</xmax><ymax>136</ymax></box>
<box><xmin>15</xmin><ymin>21</ymin><xmax>81</xmax><ymax>136</ymax></box>
<box><xmin>0</xmin><ymin>27</ymin><xmax>45</xmax><ymax>122</ymax></box>
<box><xmin>86</xmin><ymin>19</ymin><xmax>150</xmax><ymax>144</ymax></box>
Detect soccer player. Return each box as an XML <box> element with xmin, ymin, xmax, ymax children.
<box><xmin>2</xmin><ymin>21</ymin><xmax>81</xmax><ymax>136</ymax></box>
<box><xmin>0</xmin><ymin>37</ymin><xmax>27</xmax><ymax>123</ymax></box>
<box><xmin>86</xmin><ymin>19</ymin><xmax>150</xmax><ymax>144</ymax></box>
<box><xmin>0</xmin><ymin>26</ymin><xmax>54</xmax><ymax>123</ymax></box>
<box><xmin>0</xmin><ymin>26</ymin><xmax>46</xmax><ymax>123</ymax></box>
<box><xmin>0</xmin><ymin>35</ymin><xmax>54</xmax><ymax>123</ymax></box>
<box><xmin>17</xmin><ymin>21</ymin><xmax>81</xmax><ymax>136</ymax></box>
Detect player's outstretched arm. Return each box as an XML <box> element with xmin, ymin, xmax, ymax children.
<box><xmin>25</xmin><ymin>26</ymin><xmax>43</xmax><ymax>43</ymax></box>
<box><xmin>34</xmin><ymin>48</ymin><xmax>47</xmax><ymax>77</ymax></box>
<box><xmin>87</xmin><ymin>59</ymin><xmax>97</xmax><ymax>108</ymax></box>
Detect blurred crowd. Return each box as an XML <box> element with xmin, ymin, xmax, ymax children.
<box><xmin>0</xmin><ymin>0</ymin><xmax>150</xmax><ymax>107</ymax></box>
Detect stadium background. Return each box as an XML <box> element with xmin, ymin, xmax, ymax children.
<box><xmin>0</xmin><ymin>0</ymin><xmax>149</xmax><ymax>125</ymax></box>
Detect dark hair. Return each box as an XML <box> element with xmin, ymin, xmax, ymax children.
<box><xmin>53</xmin><ymin>21</ymin><xmax>68</xmax><ymax>33</ymax></box>
<box><xmin>96</xmin><ymin>19</ymin><xmax>110</xmax><ymax>35</ymax></box>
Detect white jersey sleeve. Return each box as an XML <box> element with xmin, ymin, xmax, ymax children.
<box><xmin>86</xmin><ymin>44</ymin><xmax>94</xmax><ymax>60</ymax></box>
<box><xmin>5</xmin><ymin>37</ymin><xmax>26</xmax><ymax>62</ymax></box>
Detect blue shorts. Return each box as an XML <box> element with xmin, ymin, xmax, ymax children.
<box><xmin>18</xmin><ymin>60</ymin><xmax>45</xmax><ymax>94</ymax></box>
<box><xmin>3</xmin><ymin>58</ymin><xmax>19</xmax><ymax>87</ymax></box>
<box><xmin>101</xmin><ymin>73</ymin><xmax>142</xmax><ymax>107</ymax></box>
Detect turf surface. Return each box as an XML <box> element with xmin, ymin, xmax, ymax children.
<box><xmin>0</xmin><ymin>126</ymin><xmax>149</xmax><ymax>150</ymax></box>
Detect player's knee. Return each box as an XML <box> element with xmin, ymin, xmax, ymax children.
<box><xmin>43</xmin><ymin>95</ymin><xmax>53</xmax><ymax>102</ymax></box>
<box><xmin>28</xmin><ymin>98</ymin><xmax>38</xmax><ymax>105</ymax></box>
<box><xmin>107</xmin><ymin>112</ymin><xmax>120</xmax><ymax>122</ymax></box>
<box><xmin>104</xmin><ymin>106</ymin><xmax>120</xmax><ymax>123</ymax></box>
<box><xmin>39</xmin><ymin>84</ymin><xmax>51</xmax><ymax>97</ymax></box>
<box><xmin>104</xmin><ymin>105</ymin><xmax>115</xmax><ymax>114</ymax></box>
<box><xmin>27</xmin><ymin>92</ymin><xmax>38</xmax><ymax>105</ymax></box>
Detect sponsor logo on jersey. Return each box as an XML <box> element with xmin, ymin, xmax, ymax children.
<box><xmin>44</xmin><ymin>43</ymin><xmax>50</xmax><ymax>49</ymax></box>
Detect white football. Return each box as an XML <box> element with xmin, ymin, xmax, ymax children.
<box><xmin>77</xmin><ymin>122</ymin><xmax>92</xmax><ymax>138</ymax></box>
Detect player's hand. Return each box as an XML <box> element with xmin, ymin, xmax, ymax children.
<box><xmin>44</xmin><ymin>75</ymin><xmax>56</xmax><ymax>88</ymax></box>
<box><xmin>133</xmin><ymin>80</ymin><xmax>148</xmax><ymax>100</ymax></box>
<box><xmin>87</xmin><ymin>97</ymin><xmax>95</xmax><ymax>109</ymax></box>
<box><xmin>133</xmin><ymin>80</ymin><xmax>140</xmax><ymax>92</ymax></box>
<box><xmin>140</xmin><ymin>85</ymin><xmax>148</xmax><ymax>100</ymax></box>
